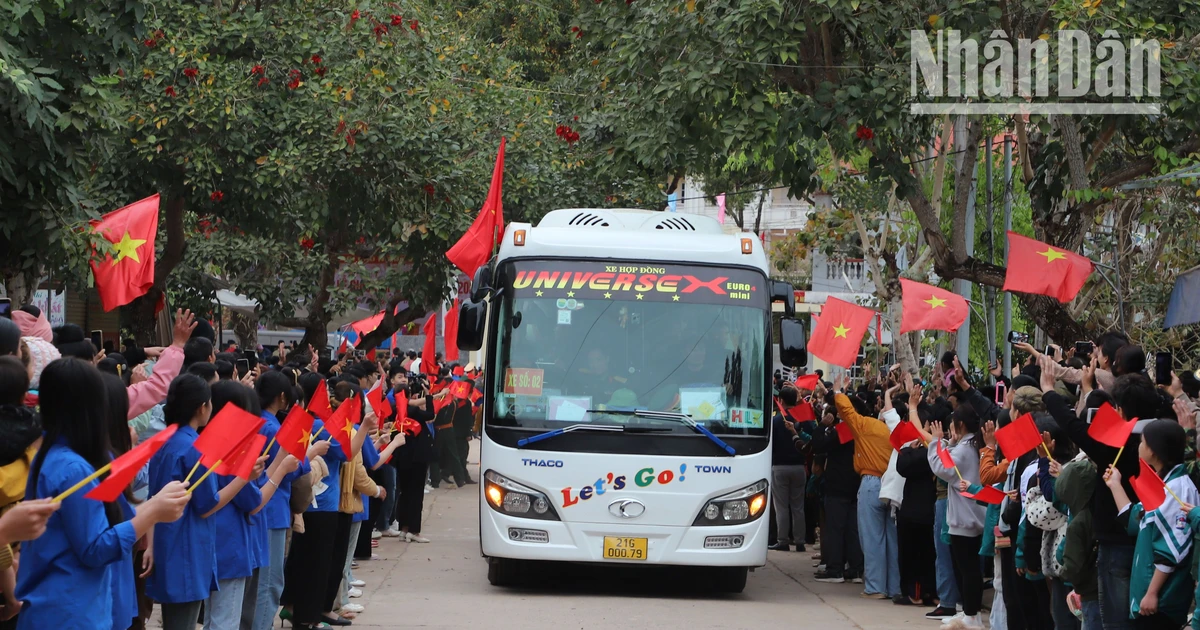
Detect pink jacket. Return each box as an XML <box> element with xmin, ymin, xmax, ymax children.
<box><xmin>127</xmin><ymin>345</ymin><xmax>184</xmax><ymax>419</ymax></box>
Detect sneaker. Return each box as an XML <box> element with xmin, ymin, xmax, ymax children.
<box><xmin>423</xmin><ymin>485</ymin><xmax>433</xmax><ymax>494</ymax></box>
<box><xmin>851</xmin><ymin>577</ymin><xmax>864</xmax><ymax>584</ymax></box>
<box><xmin>768</xmin><ymin>542</ymin><xmax>791</xmax><ymax>552</ymax></box>
<box><xmin>370</xmin><ymin>530</ymin><xmax>382</xmax><ymax>540</ymax></box>
<box><xmin>795</xmin><ymin>543</ymin><xmax>807</xmax><ymax>552</ymax></box>
<box><xmin>348</xmin><ymin>588</ymin><xmax>363</xmax><ymax>598</ymax></box>
<box><xmin>926</xmin><ymin>606</ymin><xmax>958</xmax><ymax>621</ymax></box>
<box><xmin>893</xmin><ymin>595</ymin><xmax>920</xmax><ymax>606</ymax></box>
<box><xmin>381</xmin><ymin>528</ymin><xmax>403</xmax><ymax>538</ymax></box>
<box><xmin>463</xmin><ymin>477</ymin><xmax>478</xmax><ymax>485</ymax></box>
<box><xmin>813</xmin><ymin>571</ymin><xmax>845</xmax><ymax>583</ymax></box>
<box><xmin>407</xmin><ymin>533</ymin><xmax>431</xmax><ymax>543</ymax></box>
<box><xmin>349</xmin><ymin>579</ymin><xmax>366</xmax><ymax>587</ymax></box>
<box><xmin>959</xmin><ymin>614</ymin><xmax>984</xmax><ymax>629</ymax></box>
<box><xmin>860</xmin><ymin>592</ymin><xmax>888</xmax><ymax>600</ymax></box>
<box><xmin>939</xmin><ymin>612</ymin><xmax>967</xmax><ymax>629</ymax></box>
<box><xmin>341</xmin><ymin>604</ymin><xmax>365</xmax><ymax>614</ymax></box>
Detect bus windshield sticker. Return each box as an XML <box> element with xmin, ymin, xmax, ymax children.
<box><xmin>679</xmin><ymin>387</ymin><xmax>726</xmax><ymax>420</ymax></box>
<box><xmin>728</xmin><ymin>408</ymin><xmax>764</xmax><ymax>429</ymax></box>
<box><xmin>509</xmin><ymin>261</ymin><xmax>766</xmax><ymax>306</ymax></box>
<box><xmin>504</xmin><ymin>368</ymin><xmax>544</xmax><ymax>396</ymax></box>
<box><xmin>548</xmin><ymin>396</ymin><xmax>591</xmax><ymax>422</ymax></box>
<box><xmin>557</xmin><ymin>309</ymin><xmax>572</xmax><ymax>325</ymax></box>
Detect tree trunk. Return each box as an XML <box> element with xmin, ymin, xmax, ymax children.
<box><xmin>231</xmin><ymin>311</ymin><xmax>258</xmax><ymax>348</ymax></box>
<box><xmin>355</xmin><ymin>305</ymin><xmax>425</xmax><ymax>351</ymax></box>
<box><xmin>124</xmin><ymin>195</ymin><xmax>187</xmax><ymax>345</ymax></box>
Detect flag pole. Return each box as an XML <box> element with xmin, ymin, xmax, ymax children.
<box><xmin>1111</xmin><ymin>443</ymin><xmax>1126</xmax><ymax>470</ymax></box>
<box><xmin>183</xmin><ymin>459</ymin><xmax>203</xmax><ymax>485</ymax></box>
<box><xmin>261</xmin><ymin>437</ymin><xmax>277</xmax><ymax>458</ymax></box>
<box><xmin>187</xmin><ymin>461</ymin><xmax>221</xmax><ymax>494</ymax></box>
<box><xmin>52</xmin><ymin>462</ymin><xmax>113</xmax><ymax>502</ymax></box>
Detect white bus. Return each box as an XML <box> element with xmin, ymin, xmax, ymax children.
<box><xmin>456</xmin><ymin>208</ymin><xmax>807</xmax><ymax>592</ymax></box>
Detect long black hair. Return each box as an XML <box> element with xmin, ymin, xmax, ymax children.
<box><xmin>163</xmin><ymin>374</ymin><xmax>212</xmax><ymax>427</ymax></box>
<box><xmin>211</xmin><ymin>380</ymin><xmax>256</xmax><ymax>417</ymax></box>
<box><xmin>99</xmin><ymin>372</ymin><xmax>137</xmax><ymax>503</ymax></box>
<box><xmin>951</xmin><ymin>403</ymin><xmax>983</xmax><ymax>453</ymax></box>
<box><xmin>31</xmin><ymin>358</ymin><xmax>122</xmax><ymax>525</ymax></box>
<box><xmin>255</xmin><ymin>370</ymin><xmax>295</xmax><ymax>413</ymax></box>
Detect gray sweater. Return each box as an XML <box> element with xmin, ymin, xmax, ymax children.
<box><xmin>926</xmin><ymin>437</ymin><xmax>986</xmax><ymax>537</ymax></box>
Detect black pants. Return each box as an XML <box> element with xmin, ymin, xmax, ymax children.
<box><xmin>1135</xmin><ymin>613</ymin><xmax>1184</xmax><ymax>629</ymax></box>
<box><xmin>429</xmin><ymin>427</ymin><xmax>468</xmax><ymax>486</ymax></box>
<box><xmin>455</xmin><ymin>426</ymin><xmax>472</xmax><ymax>476</ymax></box>
<box><xmin>897</xmin><ymin>519</ymin><xmax>935</xmax><ymax>601</ymax></box>
<box><xmin>395</xmin><ymin>462</ymin><xmax>429</xmax><ymax>534</ymax></box>
<box><xmin>821</xmin><ymin>495</ymin><xmax>862</xmax><ymax>578</ymax></box>
<box><xmin>281</xmin><ymin>511</ymin><xmax>352</xmax><ymax>623</ymax></box>
<box><xmin>1049</xmin><ymin>577</ymin><xmax>1080</xmax><ymax>630</ymax></box>
<box><xmin>354</xmin><ymin>515</ymin><xmax>374</xmax><ymax>559</ymax></box>
<box><xmin>949</xmin><ymin>534</ymin><xmax>983</xmax><ymax>616</ymax></box>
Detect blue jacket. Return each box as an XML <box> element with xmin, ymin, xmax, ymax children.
<box><xmin>16</xmin><ymin>440</ymin><xmax>137</xmax><ymax>629</ymax></box>
<box><xmin>310</xmin><ymin>418</ymin><xmax>348</xmax><ymax>513</ymax></box>
<box><xmin>353</xmin><ymin>439</ymin><xmax>381</xmax><ymax>523</ymax></box>
<box><xmin>211</xmin><ymin>472</ymin><xmax>263</xmax><ymax>580</ymax></box>
<box><xmin>146</xmin><ymin>425</ymin><xmax>221</xmax><ymax>604</ymax></box>
<box><xmin>259</xmin><ymin>410</ymin><xmax>310</xmax><ymax>529</ymax></box>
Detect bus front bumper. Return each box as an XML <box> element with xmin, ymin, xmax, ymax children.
<box><xmin>480</xmin><ymin>509</ymin><xmax>769</xmax><ymax>567</ymax></box>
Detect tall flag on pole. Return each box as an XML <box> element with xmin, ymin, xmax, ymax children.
<box><xmin>1001</xmin><ymin>232</ymin><xmax>1094</xmax><ymax>302</ymax></box>
<box><xmin>90</xmin><ymin>195</ymin><xmax>160</xmax><ymax>311</ymax></box>
<box><xmin>808</xmin><ymin>297</ymin><xmax>875</xmax><ymax>368</ymax></box>
<box><xmin>421</xmin><ymin>313</ymin><xmax>439</xmax><ymax>376</ymax></box>
<box><xmin>899</xmin><ymin>278</ymin><xmax>970</xmax><ymax>333</ymax></box>
<box><xmin>446</xmin><ymin>137</ymin><xmax>506</xmax><ymax>278</ymax></box>
<box><xmin>443</xmin><ymin>299</ymin><xmax>460</xmax><ymax>362</ymax></box>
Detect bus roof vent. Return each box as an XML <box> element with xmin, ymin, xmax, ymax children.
<box><xmin>653</xmin><ymin>216</ymin><xmax>697</xmax><ymax>231</ymax></box>
<box><xmin>566</xmin><ymin>211</ymin><xmax>611</xmax><ymax>227</ymax></box>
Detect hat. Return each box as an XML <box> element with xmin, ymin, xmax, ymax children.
<box><xmin>12</xmin><ymin>310</ymin><xmax>52</xmax><ymax>342</ymax></box>
<box><xmin>604</xmin><ymin>388</ymin><xmax>639</xmax><ymax>409</ymax></box>
<box><xmin>23</xmin><ymin>337</ymin><xmax>60</xmax><ymax>389</ymax></box>
<box><xmin>465</xmin><ymin>362</ymin><xmax>476</xmax><ymax>373</ymax></box>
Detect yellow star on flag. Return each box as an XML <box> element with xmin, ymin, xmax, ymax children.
<box><xmin>343</xmin><ymin>419</ymin><xmax>355</xmax><ymax>438</ymax></box>
<box><xmin>832</xmin><ymin>323</ymin><xmax>850</xmax><ymax>338</ymax></box>
<box><xmin>925</xmin><ymin>295</ymin><xmax>947</xmax><ymax>309</ymax></box>
<box><xmin>1038</xmin><ymin>247</ymin><xmax>1067</xmax><ymax>263</ymax></box>
<box><xmin>298</xmin><ymin>429</ymin><xmax>311</xmax><ymax>446</ymax></box>
<box><xmin>109</xmin><ymin>232</ymin><xmax>146</xmax><ymax>265</ymax></box>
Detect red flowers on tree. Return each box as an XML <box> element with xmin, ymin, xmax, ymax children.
<box><xmin>183</xmin><ymin>67</ymin><xmax>198</xmax><ymax>79</ymax></box>
<box><xmin>288</xmin><ymin>69</ymin><xmax>302</xmax><ymax>89</ymax></box>
<box><xmin>373</xmin><ymin>23</ymin><xmax>389</xmax><ymax>37</ymax></box>
<box><xmin>314</xmin><ymin>66</ymin><xmax>327</xmax><ymax>76</ymax></box>
<box><xmin>310</xmin><ymin>54</ymin><xmax>322</xmax><ymax>65</ymax></box>
<box><xmin>210</xmin><ymin>191</ymin><xmax>224</xmax><ymax>202</ymax></box>
<box><xmin>390</xmin><ymin>14</ymin><xmax>404</xmax><ymax>26</ymax></box>
<box><xmin>349</xmin><ymin>9</ymin><xmax>360</xmax><ymax>27</ymax></box>
<box><xmin>424</xmin><ymin>184</ymin><xmax>436</xmax><ymax>197</ymax></box>
<box><xmin>143</xmin><ymin>38</ymin><xmax>157</xmax><ymax>48</ymax></box>
<box><xmin>257</xmin><ymin>77</ymin><xmax>269</xmax><ymax>87</ymax></box>
<box><xmin>555</xmin><ymin>124</ymin><xmax>580</xmax><ymax>144</ymax></box>
<box><xmin>570</xmin><ymin>26</ymin><xmax>582</xmax><ymax>39</ymax></box>
<box><xmin>856</xmin><ymin>126</ymin><xmax>874</xmax><ymax>141</ymax></box>
<box><xmin>164</xmin><ymin>85</ymin><xmax>178</xmax><ymax>97</ymax></box>
<box><xmin>300</xmin><ymin>238</ymin><xmax>315</xmax><ymax>250</ymax></box>
<box><xmin>409</xmin><ymin>19</ymin><xmax>419</xmax><ymax>32</ymax></box>
<box><xmin>251</xmin><ymin>64</ymin><xmax>265</xmax><ymax>76</ymax></box>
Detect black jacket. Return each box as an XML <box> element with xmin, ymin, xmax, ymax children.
<box><xmin>392</xmin><ymin>396</ymin><xmax>435</xmax><ymax>466</ymax></box>
<box><xmin>771</xmin><ymin>414</ymin><xmax>807</xmax><ymax>466</ymax></box>
<box><xmin>895</xmin><ymin>445</ymin><xmax>936</xmax><ymax>525</ymax></box>
<box><xmin>810</xmin><ymin>422</ymin><xmax>859</xmax><ymax>498</ymax></box>
<box><xmin>1044</xmin><ymin>390</ymin><xmax>1137</xmax><ymax>546</ymax></box>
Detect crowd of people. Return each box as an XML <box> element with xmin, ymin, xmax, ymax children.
<box><xmin>771</xmin><ymin>334</ymin><xmax>1200</xmax><ymax>630</ymax></box>
<box><xmin>0</xmin><ymin>304</ymin><xmax>483</xmax><ymax>629</ymax></box>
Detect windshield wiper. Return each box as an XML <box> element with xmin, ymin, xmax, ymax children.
<box><xmin>589</xmin><ymin>409</ymin><xmax>737</xmax><ymax>456</ymax></box>
<box><xmin>516</xmin><ymin>424</ymin><xmax>624</xmax><ymax>448</ymax></box>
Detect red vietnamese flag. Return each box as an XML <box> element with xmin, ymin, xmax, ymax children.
<box><xmin>366</xmin><ymin>383</ymin><xmax>392</xmax><ymax>421</ymax></box>
<box><xmin>889</xmin><ymin>420</ymin><xmax>922</xmax><ymax>450</ymax></box>
<box><xmin>89</xmin><ymin>195</ymin><xmax>159</xmax><ymax>311</ymax></box>
<box><xmin>834</xmin><ymin>422</ymin><xmax>854</xmax><ymax>444</ymax></box>
<box><xmin>306</xmin><ymin>378</ymin><xmax>334</xmax><ymax>420</ymax></box>
<box><xmin>85</xmin><ymin>425</ymin><xmax>179</xmax><ymax>501</ymax></box>
<box><xmin>964</xmin><ymin>485</ymin><xmax>1006</xmax><ymax>505</ymax></box>
<box><xmin>1087</xmin><ymin>402</ymin><xmax>1136</xmax><ymax>448</ymax></box>
<box><xmin>365</xmin><ymin>348</ymin><xmax>376</xmax><ymax>362</ymax></box>
<box><xmin>1131</xmin><ymin>458</ymin><xmax>1167</xmax><ymax>512</ymax></box>
<box><xmin>795</xmin><ymin>374</ymin><xmax>820</xmax><ymax>391</ymax></box>
<box><xmin>444</xmin><ymin>299</ymin><xmax>461</xmax><ymax>362</ymax></box>
<box><xmin>449</xmin><ymin>380</ymin><xmax>472</xmax><ymax>400</ymax></box>
<box><xmin>936</xmin><ymin>440</ymin><xmax>957</xmax><ymax>469</ymax></box>
<box><xmin>788</xmin><ymin>401</ymin><xmax>816</xmax><ymax>422</ymax></box>
<box><xmin>215</xmin><ymin>433</ymin><xmax>267</xmax><ymax>480</ymax></box>
<box><xmin>899</xmin><ymin>278</ymin><xmax>969</xmax><ymax>334</ymax></box>
<box><xmin>421</xmin><ymin>314</ymin><xmax>439</xmax><ymax>376</ymax></box>
<box><xmin>393</xmin><ymin>390</ymin><xmax>409</xmax><ymax>423</ymax></box>
<box><xmin>328</xmin><ymin>395</ymin><xmax>361</xmax><ymax>458</ymax></box>
<box><xmin>194</xmin><ymin>406</ymin><xmax>264</xmax><ymax>469</ymax></box>
<box><xmin>446</xmin><ymin>137</ymin><xmax>505</xmax><ymax>277</ymax></box>
<box><xmin>994</xmin><ymin>413</ymin><xmax>1044</xmax><ymax>461</ymax></box>
<box><xmin>1002</xmin><ymin>232</ymin><xmax>1094</xmax><ymax>302</ymax></box>
<box><xmin>808</xmin><ymin>298</ymin><xmax>876</xmax><ymax>368</ymax></box>
<box><xmin>275</xmin><ymin>405</ymin><xmax>316</xmax><ymax>461</ymax></box>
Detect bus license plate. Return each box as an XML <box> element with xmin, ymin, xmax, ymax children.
<box><xmin>602</xmin><ymin>536</ymin><xmax>647</xmax><ymax>561</ymax></box>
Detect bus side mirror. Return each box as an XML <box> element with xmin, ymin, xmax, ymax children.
<box><xmin>779</xmin><ymin>318</ymin><xmax>807</xmax><ymax>368</ymax></box>
<box><xmin>457</xmin><ymin>299</ymin><xmax>487</xmax><ymax>351</ymax></box>
<box><xmin>470</xmin><ymin>264</ymin><xmax>494</xmax><ymax>302</ymax></box>
<box><xmin>771</xmin><ymin>281</ymin><xmax>795</xmax><ymax>317</ymax></box>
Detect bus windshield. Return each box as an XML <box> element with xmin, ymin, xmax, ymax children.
<box><xmin>490</xmin><ymin>260</ymin><xmax>770</xmax><ymax>437</ymax></box>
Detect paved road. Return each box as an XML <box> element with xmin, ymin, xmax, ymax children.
<box><xmin>340</xmin><ymin>445</ymin><xmax>946</xmax><ymax>630</ymax></box>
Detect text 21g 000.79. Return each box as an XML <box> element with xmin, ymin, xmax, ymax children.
<box><xmin>602</xmin><ymin>537</ymin><xmax>647</xmax><ymax>560</ymax></box>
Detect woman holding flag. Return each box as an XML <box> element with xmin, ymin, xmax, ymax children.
<box><xmin>1104</xmin><ymin>420</ymin><xmax>1199</xmax><ymax>629</ymax></box>
<box><xmin>15</xmin><ymin>359</ymin><xmax>191</xmax><ymax>630</ymax></box>
<box><xmin>912</xmin><ymin>384</ymin><xmax>986</xmax><ymax>630</ymax></box>
<box><xmin>146</xmin><ymin>374</ymin><xmax>262</xmax><ymax>630</ymax></box>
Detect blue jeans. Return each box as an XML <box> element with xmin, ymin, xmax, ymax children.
<box><xmin>205</xmin><ymin>577</ymin><xmax>247</xmax><ymax>630</ymax></box>
<box><xmin>1082</xmin><ymin>599</ymin><xmax>1102</xmax><ymax>630</ymax></box>
<box><xmin>252</xmin><ymin>528</ymin><xmax>287</xmax><ymax>630</ymax></box>
<box><xmin>934</xmin><ymin>498</ymin><xmax>960</xmax><ymax>608</ymax></box>
<box><xmin>338</xmin><ymin>521</ymin><xmax>362</xmax><ymax>609</ymax></box>
<box><xmin>857</xmin><ymin>475</ymin><xmax>899</xmax><ymax>597</ymax></box>
<box><xmin>375</xmin><ymin>465</ymin><xmax>397</xmax><ymax>532</ymax></box>
<box><xmin>1097</xmin><ymin>543</ymin><xmax>1134</xmax><ymax>630</ymax></box>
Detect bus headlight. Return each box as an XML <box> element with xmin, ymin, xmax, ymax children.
<box><xmin>693</xmin><ymin>480</ymin><xmax>769</xmax><ymax>526</ymax></box>
<box><xmin>484</xmin><ymin>470</ymin><xmax>560</xmax><ymax>521</ymax></box>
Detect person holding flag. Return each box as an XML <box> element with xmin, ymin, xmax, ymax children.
<box><xmin>770</xmin><ymin>384</ymin><xmax>812</xmax><ymax>552</ymax></box>
<box><xmin>387</xmin><ymin>368</ymin><xmax>437</xmax><ymax>543</ymax></box>
<box><xmin>809</xmin><ymin>403</ymin><xmax>863</xmax><ymax>584</ymax></box>
<box><xmin>911</xmin><ymin>385</ymin><xmax>987</xmax><ymax>630</ymax></box>
<box><xmin>14</xmin><ymin>359</ymin><xmax>191</xmax><ymax>630</ymax></box>
<box><xmin>1103</xmin><ymin>420</ymin><xmax>1199</xmax><ymax>628</ymax></box>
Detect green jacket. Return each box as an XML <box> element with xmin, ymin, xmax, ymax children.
<box><xmin>1056</xmin><ymin>458</ymin><xmax>1098</xmax><ymax>601</ymax></box>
